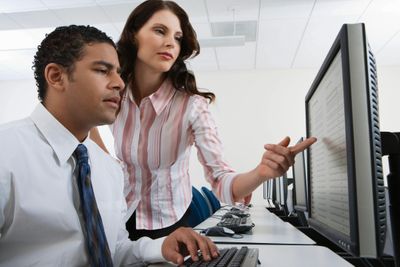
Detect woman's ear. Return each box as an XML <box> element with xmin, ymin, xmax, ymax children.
<box><xmin>44</xmin><ymin>63</ymin><xmax>66</xmax><ymax>92</ymax></box>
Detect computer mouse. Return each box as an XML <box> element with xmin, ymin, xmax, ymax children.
<box><xmin>202</xmin><ymin>226</ymin><xmax>235</xmax><ymax>237</ymax></box>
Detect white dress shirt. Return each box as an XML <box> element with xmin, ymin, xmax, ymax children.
<box><xmin>0</xmin><ymin>104</ymin><xmax>164</xmax><ymax>267</ymax></box>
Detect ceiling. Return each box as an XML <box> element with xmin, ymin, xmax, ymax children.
<box><xmin>0</xmin><ymin>0</ymin><xmax>399</xmax><ymax>81</ymax></box>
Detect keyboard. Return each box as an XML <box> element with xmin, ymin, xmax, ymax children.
<box><xmin>224</xmin><ymin>210</ymin><xmax>250</xmax><ymax>218</ymax></box>
<box><xmin>181</xmin><ymin>246</ymin><xmax>259</xmax><ymax>267</ymax></box>
<box><xmin>217</xmin><ymin>217</ymin><xmax>254</xmax><ymax>233</ymax></box>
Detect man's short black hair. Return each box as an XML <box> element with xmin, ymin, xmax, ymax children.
<box><xmin>33</xmin><ymin>25</ymin><xmax>116</xmax><ymax>102</ymax></box>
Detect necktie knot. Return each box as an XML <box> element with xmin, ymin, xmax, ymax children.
<box><xmin>75</xmin><ymin>144</ymin><xmax>89</xmax><ymax>164</ymax></box>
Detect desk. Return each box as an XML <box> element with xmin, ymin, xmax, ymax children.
<box><xmin>194</xmin><ymin>205</ymin><xmax>315</xmax><ymax>245</ymax></box>
<box><xmin>149</xmin><ymin>244</ymin><xmax>353</xmax><ymax>267</ymax></box>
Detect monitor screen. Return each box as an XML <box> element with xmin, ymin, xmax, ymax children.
<box><xmin>292</xmin><ymin>138</ymin><xmax>308</xmax><ymax>212</ymax></box>
<box><xmin>305</xmin><ymin>23</ymin><xmax>386</xmax><ymax>258</ymax></box>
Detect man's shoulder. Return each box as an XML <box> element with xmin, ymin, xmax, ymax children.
<box><xmin>0</xmin><ymin>117</ymin><xmax>34</xmax><ymax>141</ymax></box>
<box><xmin>0</xmin><ymin>117</ymin><xmax>31</xmax><ymax>130</ymax></box>
<box><xmin>86</xmin><ymin>140</ymin><xmax>123</xmax><ymax>171</ymax></box>
<box><xmin>86</xmin><ymin>140</ymin><xmax>124</xmax><ymax>189</ymax></box>
<box><xmin>0</xmin><ymin>118</ymin><xmax>36</xmax><ymax>166</ymax></box>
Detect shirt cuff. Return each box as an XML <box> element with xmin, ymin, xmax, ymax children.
<box><xmin>136</xmin><ymin>236</ymin><xmax>166</xmax><ymax>263</ymax></box>
<box><xmin>221</xmin><ymin>173</ymin><xmax>238</xmax><ymax>205</ymax></box>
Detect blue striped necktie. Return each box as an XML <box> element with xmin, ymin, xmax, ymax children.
<box><xmin>75</xmin><ymin>144</ymin><xmax>113</xmax><ymax>267</ymax></box>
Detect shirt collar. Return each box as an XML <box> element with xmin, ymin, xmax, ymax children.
<box><xmin>128</xmin><ymin>79</ymin><xmax>175</xmax><ymax>115</ymax></box>
<box><xmin>30</xmin><ymin>103</ymin><xmax>82</xmax><ymax>165</ymax></box>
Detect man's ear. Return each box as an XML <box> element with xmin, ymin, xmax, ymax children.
<box><xmin>44</xmin><ymin>63</ymin><xmax>66</xmax><ymax>92</ymax></box>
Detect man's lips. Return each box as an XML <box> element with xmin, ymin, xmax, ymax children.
<box><xmin>104</xmin><ymin>96</ymin><xmax>120</xmax><ymax>108</ymax></box>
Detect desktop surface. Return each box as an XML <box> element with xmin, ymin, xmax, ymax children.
<box><xmin>195</xmin><ymin>205</ymin><xmax>315</xmax><ymax>245</ymax></box>
<box><xmin>149</xmin><ymin>244</ymin><xmax>352</xmax><ymax>267</ymax></box>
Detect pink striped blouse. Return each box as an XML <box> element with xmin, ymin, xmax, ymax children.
<box><xmin>111</xmin><ymin>79</ymin><xmax>238</xmax><ymax>230</ymax></box>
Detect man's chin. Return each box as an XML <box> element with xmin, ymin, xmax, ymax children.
<box><xmin>97</xmin><ymin>115</ymin><xmax>117</xmax><ymax>126</ymax></box>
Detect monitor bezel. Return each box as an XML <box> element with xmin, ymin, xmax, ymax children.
<box><xmin>305</xmin><ymin>24</ymin><xmax>361</xmax><ymax>255</ymax></box>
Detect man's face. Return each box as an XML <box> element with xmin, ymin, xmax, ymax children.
<box><xmin>64</xmin><ymin>43</ymin><xmax>124</xmax><ymax>129</ymax></box>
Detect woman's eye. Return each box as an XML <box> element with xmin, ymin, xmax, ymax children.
<box><xmin>155</xmin><ymin>28</ymin><xmax>164</xmax><ymax>35</ymax></box>
<box><xmin>175</xmin><ymin>36</ymin><xmax>182</xmax><ymax>43</ymax></box>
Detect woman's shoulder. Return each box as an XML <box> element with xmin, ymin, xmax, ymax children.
<box><xmin>183</xmin><ymin>92</ymin><xmax>209</xmax><ymax>105</ymax></box>
<box><xmin>170</xmin><ymin>89</ymin><xmax>208</xmax><ymax>105</ymax></box>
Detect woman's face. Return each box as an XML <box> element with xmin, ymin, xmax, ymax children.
<box><xmin>134</xmin><ymin>9</ymin><xmax>182</xmax><ymax>74</ymax></box>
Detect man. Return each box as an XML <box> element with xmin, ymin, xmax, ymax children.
<box><xmin>0</xmin><ymin>25</ymin><xmax>218</xmax><ymax>266</ymax></box>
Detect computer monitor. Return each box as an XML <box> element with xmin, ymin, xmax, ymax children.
<box><xmin>292</xmin><ymin>138</ymin><xmax>308</xmax><ymax>212</ymax></box>
<box><xmin>265</xmin><ymin>179</ymin><xmax>275</xmax><ymax>208</ymax></box>
<box><xmin>262</xmin><ymin>179</ymin><xmax>268</xmax><ymax>200</ymax></box>
<box><xmin>278</xmin><ymin>173</ymin><xmax>288</xmax><ymax>207</ymax></box>
<box><xmin>274</xmin><ymin>177</ymin><xmax>281</xmax><ymax>207</ymax></box>
<box><xmin>305</xmin><ymin>23</ymin><xmax>386</xmax><ymax>258</ymax></box>
<box><xmin>262</xmin><ymin>179</ymin><xmax>275</xmax><ymax>208</ymax></box>
<box><xmin>268</xmin><ymin>179</ymin><xmax>274</xmax><ymax>201</ymax></box>
<box><xmin>273</xmin><ymin>173</ymin><xmax>288</xmax><ymax>215</ymax></box>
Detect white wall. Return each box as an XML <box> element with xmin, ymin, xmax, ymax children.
<box><xmin>1</xmin><ymin>66</ymin><xmax>399</xmax><ymax>205</ymax></box>
<box><xmin>192</xmin><ymin>68</ymin><xmax>317</xmax><ymax>204</ymax></box>
<box><xmin>0</xmin><ymin>79</ymin><xmax>39</xmax><ymax>123</ymax></box>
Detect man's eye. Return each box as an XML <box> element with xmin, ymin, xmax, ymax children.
<box><xmin>96</xmin><ymin>69</ymin><xmax>108</xmax><ymax>74</ymax></box>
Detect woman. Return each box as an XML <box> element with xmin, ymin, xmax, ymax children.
<box><xmin>91</xmin><ymin>0</ymin><xmax>316</xmax><ymax>240</ymax></box>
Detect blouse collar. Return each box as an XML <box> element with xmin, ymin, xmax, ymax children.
<box><xmin>127</xmin><ymin>79</ymin><xmax>175</xmax><ymax>115</ymax></box>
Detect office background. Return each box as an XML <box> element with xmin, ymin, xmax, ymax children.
<box><xmin>0</xmin><ymin>0</ymin><xmax>399</xmax><ymax>204</ymax></box>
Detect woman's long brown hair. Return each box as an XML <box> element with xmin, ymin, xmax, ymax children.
<box><xmin>117</xmin><ymin>0</ymin><xmax>215</xmax><ymax>102</ymax></box>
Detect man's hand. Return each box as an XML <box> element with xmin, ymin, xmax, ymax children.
<box><xmin>161</xmin><ymin>227</ymin><xmax>219</xmax><ymax>265</ymax></box>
